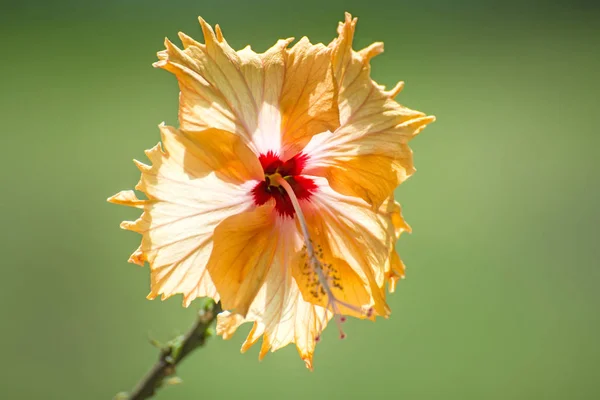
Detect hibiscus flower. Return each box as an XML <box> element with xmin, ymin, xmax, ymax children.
<box><xmin>108</xmin><ymin>12</ymin><xmax>435</xmax><ymax>369</ymax></box>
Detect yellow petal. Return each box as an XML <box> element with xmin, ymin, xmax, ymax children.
<box><xmin>107</xmin><ymin>190</ymin><xmax>145</xmax><ymax>208</ymax></box>
<box><xmin>380</xmin><ymin>198</ymin><xmax>411</xmax><ymax>293</ymax></box>
<box><xmin>304</xmin><ymin>176</ymin><xmax>403</xmax><ymax>317</ymax></box>
<box><xmin>215</xmin><ymin>310</ymin><xmax>245</xmax><ymax>340</ymax></box>
<box><xmin>206</xmin><ymin>206</ymin><xmax>281</xmax><ymax>317</ymax></box>
<box><xmin>292</xmin><ymin>213</ymin><xmax>371</xmax><ymax>319</ymax></box>
<box><xmin>154</xmin><ymin>23</ymin><xmax>258</xmax><ymax>143</ymax></box>
<box><xmin>279</xmin><ymin>38</ymin><xmax>339</xmax><ymax>158</ymax></box>
<box><xmin>240</xmin><ymin>321</ymin><xmax>265</xmax><ymax>354</ymax></box>
<box><xmin>155</xmin><ymin>17</ymin><xmax>339</xmax><ymax>158</ymax></box>
<box><xmin>108</xmin><ymin>125</ymin><xmax>257</xmax><ymax>306</ymax></box>
<box><xmin>215</xmin><ymin>216</ymin><xmax>332</xmax><ymax>369</ymax></box>
<box><xmin>217</xmin><ymin>285</ymin><xmax>332</xmax><ymax>371</ymax></box>
<box><xmin>177</xmin><ymin>127</ymin><xmax>263</xmax><ymax>183</ymax></box>
<box><xmin>302</xmin><ymin>13</ymin><xmax>435</xmax><ymax>208</ymax></box>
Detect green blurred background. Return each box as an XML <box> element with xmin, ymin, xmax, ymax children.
<box><xmin>1</xmin><ymin>0</ymin><xmax>599</xmax><ymax>398</ymax></box>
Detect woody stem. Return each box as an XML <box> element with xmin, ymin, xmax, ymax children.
<box><xmin>114</xmin><ymin>300</ymin><xmax>222</xmax><ymax>400</ymax></box>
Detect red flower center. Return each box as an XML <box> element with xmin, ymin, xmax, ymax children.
<box><xmin>251</xmin><ymin>151</ymin><xmax>317</xmax><ymax>217</ymax></box>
